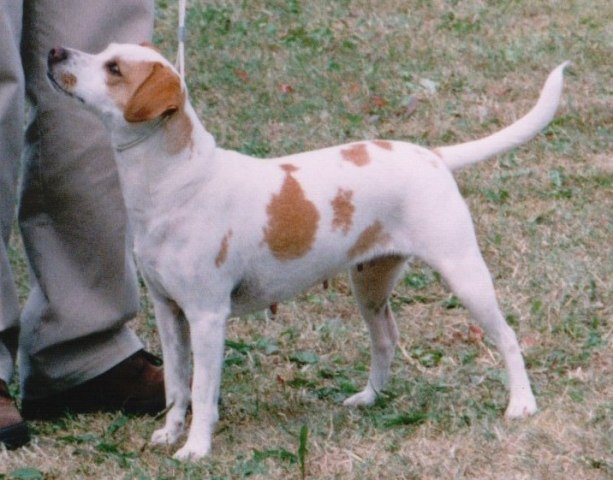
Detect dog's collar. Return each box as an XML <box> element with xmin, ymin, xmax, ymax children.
<box><xmin>115</xmin><ymin>115</ymin><xmax>169</xmax><ymax>152</ymax></box>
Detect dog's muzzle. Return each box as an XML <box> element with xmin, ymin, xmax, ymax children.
<box><xmin>46</xmin><ymin>47</ymin><xmax>84</xmax><ymax>103</ymax></box>
<box><xmin>48</xmin><ymin>47</ymin><xmax>69</xmax><ymax>68</ymax></box>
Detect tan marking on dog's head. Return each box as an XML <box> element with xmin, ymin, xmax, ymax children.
<box><xmin>215</xmin><ymin>229</ymin><xmax>233</xmax><ymax>268</ymax></box>
<box><xmin>105</xmin><ymin>59</ymin><xmax>183</xmax><ymax>123</ymax></box>
<box><xmin>164</xmin><ymin>109</ymin><xmax>193</xmax><ymax>155</ymax></box>
<box><xmin>105</xmin><ymin>60</ymin><xmax>154</xmax><ymax>111</ymax></box>
<box><xmin>124</xmin><ymin>62</ymin><xmax>183</xmax><ymax>122</ymax></box>
<box><xmin>341</xmin><ymin>143</ymin><xmax>370</xmax><ymax>167</ymax></box>
<box><xmin>106</xmin><ymin>59</ymin><xmax>191</xmax><ymax>153</ymax></box>
<box><xmin>348</xmin><ymin>220</ymin><xmax>391</xmax><ymax>259</ymax></box>
<box><xmin>372</xmin><ymin>140</ymin><xmax>393</xmax><ymax>151</ymax></box>
<box><xmin>61</xmin><ymin>72</ymin><xmax>77</xmax><ymax>88</ymax></box>
<box><xmin>331</xmin><ymin>188</ymin><xmax>355</xmax><ymax>235</ymax></box>
<box><xmin>263</xmin><ymin>165</ymin><xmax>320</xmax><ymax>260</ymax></box>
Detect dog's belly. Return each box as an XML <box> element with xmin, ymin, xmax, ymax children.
<box><xmin>229</xmin><ymin>261</ymin><xmax>346</xmax><ymax>316</ymax></box>
<box><xmin>229</xmin><ymin>276</ymin><xmax>270</xmax><ymax>315</ymax></box>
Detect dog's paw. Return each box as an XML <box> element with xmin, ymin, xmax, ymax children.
<box><xmin>173</xmin><ymin>440</ymin><xmax>211</xmax><ymax>461</ymax></box>
<box><xmin>343</xmin><ymin>388</ymin><xmax>377</xmax><ymax>407</ymax></box>
<box><xmin>504</xmin><ymin>393</ymin><xmax>537</xmax><ymax>419</ymax></box>
<box><xmin>151</xmin><ymin>424</ymin><xmax>184</xmax><ymax>446</ymax></box>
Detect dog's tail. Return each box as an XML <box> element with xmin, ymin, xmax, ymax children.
<box><xmin>434</xmin><ymin>61</ymin><xmax>570</xmax><ymax>172</ymax></box>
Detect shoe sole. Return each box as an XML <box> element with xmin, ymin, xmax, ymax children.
<box><xmin>22</xmin><ymin>396</ymin><xmax>165</xmax><ymax>421</ymax></box>
<box><xmin>0</xmin><ymin>421</ymin><xmax>30</xmax><ymax>449</ymax></box>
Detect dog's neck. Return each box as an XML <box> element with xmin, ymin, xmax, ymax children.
<box><xmin>115</xmin><ymin>115</ymin><xmax>170</xmax><ymax>152</ymax></box>
<box><xmin>110</xmin><ymin>101</ymin><xmax>217</xmax><ymax>235</ymax></box>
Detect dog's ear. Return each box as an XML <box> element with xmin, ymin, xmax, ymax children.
<box><xmin>124</xmin><ymin>63</ymin><xmax>182</xmax><ymax>123</ymax></box>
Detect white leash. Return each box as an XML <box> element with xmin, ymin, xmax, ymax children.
<box><xmin>177</xmin><ymin>0</ymin><xmax>187</xmax><ymax>80</ymax></box>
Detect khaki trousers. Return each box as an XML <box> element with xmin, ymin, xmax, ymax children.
<box><xmin>0</xmin><ymin>0</ymin><xmax>154</xmax><ymax>399</ymax></box>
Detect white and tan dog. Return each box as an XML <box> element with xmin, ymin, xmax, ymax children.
<box><xmin>47</xmin><ymin>43</ymin><xmax>567</xmax><ymax>460</ymax></box>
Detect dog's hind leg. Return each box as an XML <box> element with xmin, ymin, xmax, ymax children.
<box><xmin>149</xmin><ymin>293</ymin><xmax>192</xmax><ymax>447</ymax></box>
<box><xmin>424</xmin><ymin>248</ymin><xmax>537</xmax><ymax>418</ymax></box>
<box><xmin>344</xmin><ymin>255</ymin><xmax>407</xmax><ymax>407</ymax></box>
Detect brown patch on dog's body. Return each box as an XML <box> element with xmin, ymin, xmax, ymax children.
<box><xmin>331</xmin><ymin>189</ymin><xmax>355</xmax><ymax>235</ymax></box>
<box><xmin>348</xmin><ymin>220</ymin><xmax>391</xmax><ymax>259</ymax></box>
<box><xmin>280</xmin><ymin>164</ymin><xmax>299</xmax><ymax>174</ymax></box>
<box><xmin>263</xmin><ymin>164</ymin><xmax>320</xmax><ymax>261</ymax></box>
<box><xmin>372</xmin><ymin>140</ymin><xmax>393</xmax><ymax>151</ymax></box>
<box><xmin>341</xmin><ymin>143</ymin><xmax>370</xmax><ymax>167</ymax></box>
<box><xmin>215</xmin><ymin>229</ymin><xmax>233</xmax><ymax>268</ymax></box>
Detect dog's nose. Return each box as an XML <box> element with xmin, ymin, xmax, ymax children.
<box><xmin>48</xmin><ymin>47</ymin><xmax>68</xmax><ymax>66</ymax></box>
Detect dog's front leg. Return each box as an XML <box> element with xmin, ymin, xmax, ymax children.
<box><xmin>148</xmin><ymin>293</ymin><xmax>192</xmax><ymax>447</ymax></box>
<box><xmin>173</xmin><ymin>306</ymin><xmax>228</xmax><ymax>461</ymax></box>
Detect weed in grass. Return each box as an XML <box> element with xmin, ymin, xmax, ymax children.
<box><xmin>298</xmin><ymin>424</ymin><xmax>309</xmax><ymax>480</ymax></box>
<box><xmin>5</xmin><ymin>468</ymin><xmax>45</xmax><ymax>480</ymax></box>
<box><xmin>289</xmin><ymin>351</ymin><xmax>320</xmax><ymax>366</ymax></box>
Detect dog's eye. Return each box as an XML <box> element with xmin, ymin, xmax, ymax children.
<box><xmin>106</xmin><ymin>61</ymin><xmax>121</xmax><ymax>76</ymax></box>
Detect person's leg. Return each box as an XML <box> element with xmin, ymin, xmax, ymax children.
<box><xmin>18</xmin><ymin>0</ymin><xmax>163</xmax><ymax>415</ymax></box>
<box><xmin>0</xmin><ymin>0</ymin><xmax>24</xmax><ymax>388</ymax></box>
<box><xmin>0</xmin><ymin>1</ymin><xmax>30</xmax><ymax>449</ymax></box>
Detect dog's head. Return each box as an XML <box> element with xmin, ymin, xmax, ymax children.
<box><xmin>47</xmin><ymin>43</ymin><xmax>184</xmax><ymax>127</ymax></box>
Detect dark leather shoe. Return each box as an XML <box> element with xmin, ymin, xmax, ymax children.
<box><xmin>22</xmin><ymin>350</ymin><xmax>165</xmax><ymax>420</ymax></box>
<box><xmin>0</xmin><ymin>380</ymin><xmax>30</xmax><ymax>449</ymax></box>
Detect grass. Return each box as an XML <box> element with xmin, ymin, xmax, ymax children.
<box><xmin>2</xmin><ymin>0</ymin><xmax>612</xmax><ymax>478</ymax></box>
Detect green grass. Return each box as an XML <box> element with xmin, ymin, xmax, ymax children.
<box><xmin>3</xmin><ymin>0</ymin><xmax>612</xmax><ymax>478</ymax></box>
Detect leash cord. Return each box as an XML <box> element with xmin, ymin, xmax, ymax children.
<box><xmin>177</xmin><ymin>0</ymin><xmax>187</xmax><ymax>80</ymax></box>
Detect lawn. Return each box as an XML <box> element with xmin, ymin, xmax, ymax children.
<box><xmin>2</xmin><ymin>0</ymin><xmax>611</xmax><ymax>478</ymax></box>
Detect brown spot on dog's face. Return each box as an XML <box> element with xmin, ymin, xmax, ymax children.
<box><xmin>61</xmin><ymin>72</ymin><xmax>77</xmax><ymax>88</ymax></box>
<box><xmin>348</xmin><ymin>220</ymin><xmax>391</xmax><ymax>259</ymax></box>
<box><xmin>341</xmin><ymin>143</ymin><xmax>370</xmax><ymax>167</ymax></box>
<box><xmin>215</xmin><ymin>229</ymin><xmax>233</xmax><ymax>268</ymax></box>
<box><xmin>372</xmin><ymin>140</ymin><xmax>393</xmax><ymax>151</ymax></box>
<box><xmin>263</xmin><ymin>165</ymin><xmax>320</xmax><ymax>260</ymax></box>
<box><xmin>331</xmin><ymin>188</ymin><xmax>355</xmax><ymax>235</ymax></box>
